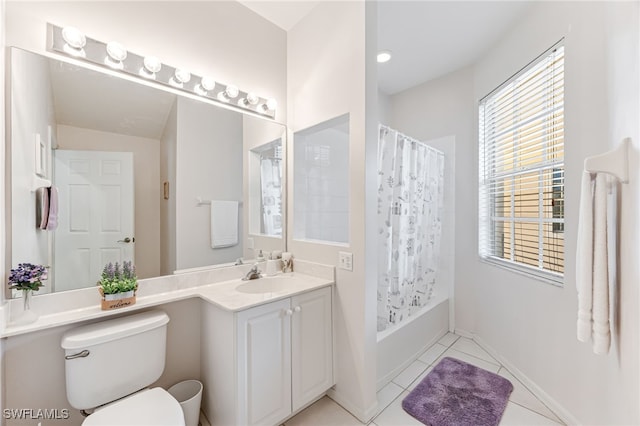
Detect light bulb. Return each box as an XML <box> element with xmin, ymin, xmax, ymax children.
<box><xmin>217</xmin><ymin>84</ymin><xmax>239</xmax><ymax>102</ymax></box>
<box><xmin>195</xmin><ymin>76</ymin><xmax>216</xmax><ymax>96</ymax></box>
<box><xmin>377</xmin><ymin>50</ymin><xmax>392</xmax><ymax>63</ymax></box>
<box><xmin>62</xmin><ymin>26</ymin><xmax>86</xmax><ymax>49</ymax></box>
<box><xmin>246</xmin><ymin>93</ymin><xmax>259</xmax><ymax>106</ymax></box>
<box><xmin>61</xmin><ymin>26</ymin><xmax>86</xmax><ymax>57</ymax></box>
<box><xmin>225</xmin><ymin>85</ymin><xmax>239</xmax><ymax>99</ymax></box>
<box><xmin>106</xmin><ymin>41</ymin><xmax>127</xmax><ymax>61</ymax></box>
<box><xmin>266</xmin><ymin>98</ymin><xmax>277</xmax><ymax>111</ymax></box>
<box><xmin>200</xmin><ymin>77</ymin><xmax>215</xmax><ymax>91</ymax></box>
<box><xmin>239</xmin><ymin>92</ymin><xmax>260</xmax><ymax>107</ymax></box>
<box><xmin>140</xmin><ymin>56</ymin><xmax>161</xmax><ymax>79</ymax></box>
<box><xmin>169</xmin><ymin>68</ymin><xmax>191</xmax><ymax>88</ymax></box>
<box><xmin>105</xmin><ymin>41</ymin><xmax>127</xmax><ymax>69</ymax></box>
<box><xmin>174</xmin><ymin>69</ymin><xmax>191</xmax><ymax>84</ymax></box>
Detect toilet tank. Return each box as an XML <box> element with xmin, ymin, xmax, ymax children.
<box><xmin>61</xmin><ymin>310</ymin><xmax>170</xmax><ymax>410</ymax></box>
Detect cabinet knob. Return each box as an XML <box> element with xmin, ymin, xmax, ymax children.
<box><xmin>294</xmin><ymin>306</ymin><xmax>301</xmax><ymax>313</ymax></box>
<box><xmin>284</xmin><ymin>309</ymin><xmax>293</xmax><ymax>316</ymax></box>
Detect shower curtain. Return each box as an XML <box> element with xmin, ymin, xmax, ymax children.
<box><xmin>260</xmin><ymin>154</ymin><xmax>283</xmax><ymax>236</ymax></box>
<box><xmin>377</xmin><ymin>125</ymin><xmax>444</xmax><ymax>332</ymax></box>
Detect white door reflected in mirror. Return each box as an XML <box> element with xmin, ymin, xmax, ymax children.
<box><xmin>54</xmin><ymin>150</ymin><xmax>134</xmax><ymax>292</ymax></box>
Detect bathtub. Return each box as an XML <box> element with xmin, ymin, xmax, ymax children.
<box><xmin>376</xmin><ymin>296</ymin><xmax>449</xmax><ymax>390</ymax></box>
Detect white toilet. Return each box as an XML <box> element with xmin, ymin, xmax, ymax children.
<box><xmin>61</xmin><ymin>310</ymin><xmax>185</xmax><ymax>425</ymax></box>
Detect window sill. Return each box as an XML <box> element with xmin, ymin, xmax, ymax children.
<box><xmin>479</xmin><ymin>256</ymin><xmax>564</xmax><ymax>287</ymax></box>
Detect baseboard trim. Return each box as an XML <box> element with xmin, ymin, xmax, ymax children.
<box><xmin>326</xmin><ymin>388</ymin><xmax>377</xmax><ymax>424</ymax></box>
<box><xmin>453</xmin><ymin>327</ymin><xmax>473</xmax><ymax>339</ymax></box>
<box><xmin>472</xmin><ymin>333</ymin><xmax>580</xmax><ymax>426</ymax></box>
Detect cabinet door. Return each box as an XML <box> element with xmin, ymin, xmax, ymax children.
<box><xmin>291</xmin><ymin>286</ymin><xmax>334</xmax><ymax>411</ymax></box>
<box><xmin>237</xmin><ymin>298</ymin><xmax>292</xmax><ymax>426</ymax></box>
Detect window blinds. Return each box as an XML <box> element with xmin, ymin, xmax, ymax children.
<box><xmin>479</xmin><ymin>43</ymin><xmax>565</xmax><ymax>281</ymax></box>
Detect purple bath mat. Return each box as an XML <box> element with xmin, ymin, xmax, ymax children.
<box><xmin>402</xmin><ymin>357</ymin><xmax>513</xmax><ymax>426</ymax></box>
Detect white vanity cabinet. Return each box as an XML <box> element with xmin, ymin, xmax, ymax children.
<box><xmin>201</xmin><ymin>285</ymin><xmax>333</xmax><ymax>426</ymax></box>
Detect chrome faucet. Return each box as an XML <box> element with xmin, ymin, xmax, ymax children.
<box><xmin>242</xmin><ymin>264</ymin><xmax>262</xmax><ymax>281</ymax></box>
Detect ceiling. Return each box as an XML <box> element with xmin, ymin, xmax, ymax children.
<box><xmin>239</xmin><ymin>0</ymin><xmax>321</xmax><ymax>31</ymax></box>
<box><xmin>240</xmin><ymin>0</ymin><xmax>533</xmax><ymax>95</ymax></box>
<box><xmin>377</xmin><ymin>1</ymin><xmax>533</xmax><ymax>94</ymax></box>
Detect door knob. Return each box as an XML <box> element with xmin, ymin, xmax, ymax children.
<box><xmin>117</xmin><ymin>237</ymin><xmax>134</xmax><ymax>243</ymax></box>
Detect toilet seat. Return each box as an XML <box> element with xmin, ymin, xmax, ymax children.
<box><xmin>82</xmin><ymin>387</ymin><xmax>185</xmax><ymax>426</ymax></box>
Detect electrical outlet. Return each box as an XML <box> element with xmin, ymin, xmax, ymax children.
<box><xmin>338</xmin><ymin>251</ymin><xmax>353</xmax><ymax>271</ymax></box>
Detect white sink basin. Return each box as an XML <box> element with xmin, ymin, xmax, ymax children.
<box><xmin>235</xmin><ymin>276</ymin><xmax>291</xmax><ymax>294</ymax></box>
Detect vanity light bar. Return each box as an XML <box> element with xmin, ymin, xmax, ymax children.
<box><xmin>47</xmin><ymin>24</ymin><xmax>277</xmax><ymax>119</ymax></box>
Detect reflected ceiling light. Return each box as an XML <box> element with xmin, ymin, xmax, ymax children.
<box><xmin>105</xmin><ymin>41</ymin><xmax>127</xmax><ymax>69</ymax></box>
<box><xmin>140</xmin><ymin>55</ymin><xmax>162</xmax><ymax>79</ymax></box>
<box><xmin>170</xmin><ymin>68</ymin><xmax>191</xmax><ymax>87</ymax></box>
<box><xmin>48</xmin><ymin>23</ymin><xmax>277</xmax><ymax>118</ymax></box>
<box><xmin>61</xmin><ymin>26</ymin><xmax>86</xmax><ymax>57</ymax></box>
<box><xmin>377</xmin><ymin>50</ymin><xmax>392</xmax><ymax>63</ymax></box>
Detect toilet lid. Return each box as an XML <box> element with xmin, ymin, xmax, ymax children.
<box><xmin>83</xmin><ymin>387</ymin><xmax>185</xmax><ymax>426</ymax></box>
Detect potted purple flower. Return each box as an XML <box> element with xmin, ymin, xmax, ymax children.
<box><xmin>97</xmin><ymin>261</ymin><xmax>138</xmax><ymax>310</ymax></box>
<box><xmin>8</xmin><ymin>263</ymin><xmax>47</xmax><ymax>324</ymax></box>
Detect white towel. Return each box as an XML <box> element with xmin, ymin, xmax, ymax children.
<box><xmin>576</xmin><ymin>172</ymin><xmax>594</xmax><ymax>342</ymax></box>
<box><xmin>210</xmin><ymin>200</ymin><xmax>238</xmax><ymax>248</ymax></box>
<box><xmin>576</xmin><ymin>172</ymin><xmax>616</xmax><ymax>354</ymax></box>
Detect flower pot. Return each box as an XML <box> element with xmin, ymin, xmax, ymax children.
<box><xmin>99</xmin><ymin>288</ymin><xmax>136</xmax><ymax>311</ymax></box>
<box><xmin>104</xmin><ymin>290</ymin><xmax>135</xmax><ymax>301</ymax></box>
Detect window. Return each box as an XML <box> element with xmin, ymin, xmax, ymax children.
<box><xmin>293</xmin><ymin>114</ymin><xmax>350</xmax><ymax>244</ymax></box>
<box><xmin>479</xmin><ymin>43</ymin><xmax>565</xmax><ymax>282</ymax></box>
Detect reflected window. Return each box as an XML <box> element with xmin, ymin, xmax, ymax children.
<box><xmin>250</xmin><ymin>139</ymin><xmax>283</xmax><ymax>237</ymax></box>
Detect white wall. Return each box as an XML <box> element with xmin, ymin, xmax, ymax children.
<box><xmin>175</xmin><ymin>97</ymin><xmax>243</xmax><ymax>270</ymax></box>
<box><xmin>56</xmin><ymin>125</ymin><xmax>161</xmax><ymax>280</ymax></box>
<box><xmin>466</xmin><ymin>2</ymin><xmax>638</xmax><ymax>424</ymax></box>
<box><xmin>287</xmin><ymin>1</ymin><xmax>378</xmax><ymax>420</ymax></box>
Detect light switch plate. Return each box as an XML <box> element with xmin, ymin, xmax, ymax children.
<box><xmin>338</xmin><ymin>251</ymin><xmax>353</xmax><ymax>271</ymax></box>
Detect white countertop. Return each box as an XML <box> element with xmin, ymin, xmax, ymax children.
<box><xmin>1</xmin><ymin>267</ymin><xmax>334</xmax><ymax>339</ymax></box>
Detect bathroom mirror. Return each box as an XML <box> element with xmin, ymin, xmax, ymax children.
<box><xmin>7</xmin><ymin>47</ymin><xmax>286</xmax><ymax>297</ymax></box>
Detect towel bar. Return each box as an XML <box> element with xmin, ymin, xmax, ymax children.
<box><xmin>196</xmin><ymin>197</ymin><xmax>243</xmax><ymax>206</ymax></box>
<box><xmin>584</xmin><ymin>138</ymin><xmax>630</xmax><ymax>183</ymax></box>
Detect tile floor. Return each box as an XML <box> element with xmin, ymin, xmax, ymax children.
<box><xmin>285</xmin><ymin>333</ymin><xmax>564</xmax><ymax>426</ymax></box>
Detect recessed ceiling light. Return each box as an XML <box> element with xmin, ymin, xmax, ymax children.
<box><xmin>377</xmin><ymin>50</ymin><xmax>392</xmax><ymax>63</ymax></box>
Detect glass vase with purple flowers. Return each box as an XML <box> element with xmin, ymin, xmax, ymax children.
<box><xmin>8</xmin><ymin>263</ymin><xmax>47</xmax><ymax>325</ymax></box>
